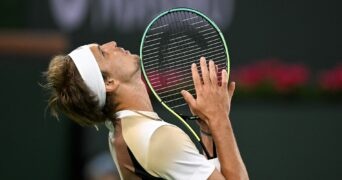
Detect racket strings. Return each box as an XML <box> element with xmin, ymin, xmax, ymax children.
<box><xmin>147</xmin><ymin>57</ymin><xmax>225</xmax><ymax>90</ymax></box>
<box><xmin>147</xmin><ymin>57</ymin><xmax>226</xmax><ymax>89</ymax></box>
<box><xmin>166</xmin><ymin>44</ymin><xmax>224</xmax><ymax>61</ymax></box>
<box><xmin>142</xmin><ymin>11</ymin><xmax>227</xmax><ymax>110</ymax></box>
<box><xmin>152</xmin><ymin>62</ymin><xmax>226</xmax><ymax>92</ymax></box>
<box><xmin>144</xmin><ymin>50</ymin><xmax>225</xmax><ymax>72</ymax></box>
<box><xmin>144</xmin><ymin>42</ymin><xmax>225</xmax><ymax>68</ymax></box>
<box><xmin>151</xmin><ymin>67</ymin><xmax>225</xmax><ymax>108</ymax></box>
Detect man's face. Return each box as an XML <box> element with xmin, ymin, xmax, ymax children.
<box><xmin>90</xmin><ymin>41</ymin><xmax>141</xmax><ymax>83</ymax></box>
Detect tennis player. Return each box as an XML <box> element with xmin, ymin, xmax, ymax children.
<box><xmin>44</xmin><ymin>41</ymin><xmax>248</xmax><ymax>180</ymax></box>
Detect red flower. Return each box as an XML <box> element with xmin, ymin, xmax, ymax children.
<box><xmin>232</xmin><ymin>58</ymin><xmax>310</xmax><ymax>93</ymax></box>
<box><xmin>272</xmin><ymin>64</ymin><xmax>309</xmax><ymax>92</ymax></box>
<box><xmin>318</xmin><ymin>64</ymin><xmax>342</xmax><ymax>92</ymax></box>
<box><xmin>232</xmin><ymin>65</ymin><xmax>264</xmax><ymax>89</ymax></box>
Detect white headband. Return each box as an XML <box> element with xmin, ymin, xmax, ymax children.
<box><xmin>68</xmin><ymin>45</ymin><xmax>106</xmax><ymax>108</ymax></box>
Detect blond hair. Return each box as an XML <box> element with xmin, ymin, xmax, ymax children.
<box><xmin>43</xmin><ymin>55</ymin><xmax>115</xmax><ymax>126</ymax></box>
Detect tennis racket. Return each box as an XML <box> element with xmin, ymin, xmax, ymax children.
<box><xmin>140</xmin><ymin>8</ymin><xmax>230</xmax><ymax>158</ymax></box>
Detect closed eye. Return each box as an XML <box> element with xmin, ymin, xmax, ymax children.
<box><xmin>97</xmin><ymin>45</ymin><xmax>105</xmax><ymax>57</ymax></box>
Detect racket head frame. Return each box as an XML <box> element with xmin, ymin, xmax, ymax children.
<box><xmin>139</xmin><ymin>7</ymin><xmax>230</xmax><ymax>142</ymax></box>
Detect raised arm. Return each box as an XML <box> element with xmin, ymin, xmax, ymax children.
<box><xmin>181</xmin><ymin>57</ymin><xmax>249</xmax><ymax>180</ymax></box>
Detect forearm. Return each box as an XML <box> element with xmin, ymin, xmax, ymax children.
<box><xmin>210</xmin><ymin>117</ymin><xmax>249</xmax><ymax>180</ymax></box>
<box><xmin>181</xmin><ymin>58</ymin><xmax>248</xmax><ymax>179</ymax></box>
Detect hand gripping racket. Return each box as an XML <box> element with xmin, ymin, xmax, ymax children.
<box><xmin>140</xmin><ymin>8</ymin><xmax>230</xmax><ymax>158</ymax></box>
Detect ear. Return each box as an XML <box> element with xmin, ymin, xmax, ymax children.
<box><xmin>105</xmin><ymin>78</ymin><xmax>119</xmax><ymax>93</ymax></box>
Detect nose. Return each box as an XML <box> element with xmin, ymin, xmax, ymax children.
<box><xmin>101</xmin><ymin>41</ymin><xmax>118</xmax><ymax>52</ymax></box>
<box><xmin>109</xmin><ymin>41</ymin><xmax>117</xmax><ymax>47</ymax></box>
<box><xmin>103</xmin><ymin>41</ymin><xmax>117</xmax><ymax>48</ymax></box>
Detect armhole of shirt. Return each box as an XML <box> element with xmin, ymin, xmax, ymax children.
<box><xmin>108</xmin><ymin>131</ymin><xmax>124</xmax><ymax>179</ymax></box>
<box><xmin>122</xmin><ymin>119</ymin><xmax>170</xmax><ymax>176</ymax></box>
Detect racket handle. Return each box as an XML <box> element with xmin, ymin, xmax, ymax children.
<box><xmin>180</xmin><ymin>115</ymin><xmax>199</xmax><ymax>121</ymax></box>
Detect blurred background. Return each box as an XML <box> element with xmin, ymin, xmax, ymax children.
<box><xmin>0</xmin><ymin>0</ymin><xmax>341</xmax><ymax>179</ymax></box>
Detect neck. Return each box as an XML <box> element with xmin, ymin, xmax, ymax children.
<box><xmin>113</xmin><ymin>80</ymin><xmax>153</xmax><ymax>112</ymax></box>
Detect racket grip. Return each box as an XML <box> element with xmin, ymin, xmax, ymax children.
<box><xmin>180</xmin><ymin>115</ymin><xmax>199</xmax><ymax>121</ymax></box>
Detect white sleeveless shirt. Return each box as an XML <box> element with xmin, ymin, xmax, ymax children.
<box><xmin>108</xmin><ymin>110</ymin><xmax>218</xmax><ymax>180</ymax></box>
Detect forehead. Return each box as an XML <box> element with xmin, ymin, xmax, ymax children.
<box><xmin>88</xmin><ymin>44</ymin><xmax>102</xmax><ymax>62</ymax></box>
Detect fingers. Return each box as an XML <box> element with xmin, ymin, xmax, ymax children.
<box><xmin>191</xmin><ymin>63</ymin><xmax>202</xmax><ymax>90</ymax></box>
<box><xmin>228</xmin><ymin>81</ymin><xmax>236</xmax><ymax>100</ymax></box>
<box><xmin>181</xmin><ymin>90</ymin><xmax>196</xmax><ymax>109</ymax></box>
<box><xmin>221</xmin><ymin>69</ymin><xmax>229</xmax><ymax>90</ymax></box>
<box><xmin>209</xmin><ymin>60</ymin><xmax>218</xmax><ymax>86</ymax></box>
<box><xmin>200</xmin><ymin>57</ymin><xmax>210</xmax><ymax>84</ymax></box>
<box><xmin>194</xmin><ymin>57</ymin><xmax>228</xmax><ymax>90</ymax></box>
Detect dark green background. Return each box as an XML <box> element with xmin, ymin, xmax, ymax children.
<box><xmin>0</xmin><ymin>0</ymin><xmax>341</xmax><ymax>179</ymax></box>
